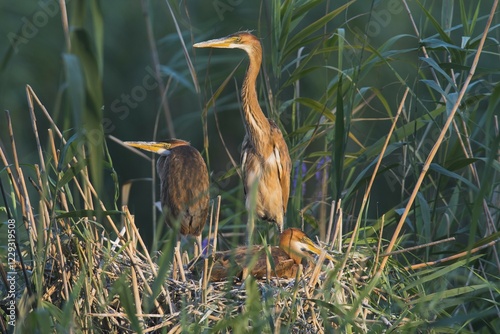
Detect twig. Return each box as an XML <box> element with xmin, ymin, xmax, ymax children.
<box><xmin>409</xmin><ymin>239</ymin><xmax>498</xmax><ymax>270</ymax></box>
<box><xmin>125</xmin><ymin>213</ymin><xmax>145</xmax><ymax>327</ymax></box>
<box><xmin>26</xmin><ymin>86</ymin><xmax>46</xmax><ymax>174</ymax></box>
<box><xmin>381</xmin><ymin>237</ymin><xmax>455</xmax><ymax>258</ymax></box>
<box><xmin>213</xmin><ymin>195</ymin><xmax>221</xmax><ymax>253</ymax></box>
<box><xmin>125</xmin><ymin>206</ymin><xmax>172</xmax><ymax>315</ymax></box>
<box><xmin>309</xmin><ymin>251</ymin><xmax>327</xmax><ymax>293</ymax></box>
<box><xmin>325</xmin><ymin>200</ymin><xmax>336</xmax><ymax>246</ymax></box>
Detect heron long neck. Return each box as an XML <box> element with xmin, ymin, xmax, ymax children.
<box><xmin>241</xmin><ymin>44</ymin><xmax>271</xmax><ymax>152</ymax></box>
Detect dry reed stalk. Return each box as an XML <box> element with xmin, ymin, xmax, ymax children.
<box><xmin>57</xmin><ymin>0</ymin><xmax>70</xmax><ymax>51</ymax></box>
<box><xmin>124</xmin><ymin>207</ymin><xmax>170</xmax><ymax>315</ymax></box>
<box><xmin>328</xmin><ymin>200</ymin><xmax>343</xmax><ymax>252</ymax></box>
<box><xmin>125</xmin><ymin>212</ymin><xmax>145</xmax><ymax>327</ymax></box>
<box><xmin>409</xmin><ymin>239</ymin><xmax>499</xmax><ymax>270</ymax></box>
<box><xmin>6</xmin><ymin>111</ymin><xmax>38</xmax><ymax>244</ymax></box>
<box><xmin>212</xmin><ymin>195</ymin><xmax>221</xmax><ymax>254</ymax></box>
<box><xmin>174</xmin><ymin>247</ymin><xmax>187</xmax><ymax>281</ymax></box>
<box><xmin>335</xmin><ymin>200</ymin><xmax>342</xmax><ymax>252</ymax></box>
<box><xmin>308</xmin><ymin>251</ymin><xmax>327</xmax><ymax>291</ymax></box>
<box><xmin>302</xmin><ymin>281</ymin><xmax>323</xmax><ymax>334</ymax></box>
<box><xmin>0</xmin><ymin>146</ymin><xmax>21</xmax><ymax>205</ymax></box>
<box><xmin>202</xmin><ymin>258</ymin><xmax>209</xmax><ymax>304</ymax></box>
<box><xmin>324</xmin><ymin>200</ymin><xmax>336</xmax><ymax>247</ymax></box>
<box><xmin>206</xmin><ymin>199</ymin><xmax>215</xmax><ymax>257</ymax></box>
<box><xmin>26</xmin><ymin>86</ymin><xmax>93</xmax><ymax>211</ymax></box>
<box><xmin>381</xmin><ymin>237</ymin><xmax>455</xmax><ymax>258</ymax></box>
<box><xmin>26</xmin><ymin>85</ymin><xmax>46</xmax><ymax>174</ymax></box>
<box><xmin>205</xmin><ymin>196</ymin><xmax>221</xmax><ymax>290</ymax></box>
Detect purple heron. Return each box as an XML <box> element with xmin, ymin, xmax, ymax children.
<box><xmin>279</xmin><ymin>228</ymin><xmax>334</xmax><ymax>264</ymax></box>
<box><xmin>124</xmin><ymin>139</ymin><xmax>210</xmax><ymax>254</ymax></box>
<box><xmin>194</xmin><ymin>228</ymin><xmax>333</xmax><ymax>281</ymax></box>
<box><xmin>194</xmin><ymin>32</ymin><xmax>291</xmax><ymax>240</ymax></box>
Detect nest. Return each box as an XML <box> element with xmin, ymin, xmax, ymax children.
<box><xmin>2</xmin><ymin>208</ymin><xmax>404</xmax><ymax>334</ymax></box>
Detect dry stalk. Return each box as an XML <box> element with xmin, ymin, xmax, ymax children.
<box><xmin>124</xmin><ymin>207</ymin><xmax>171</xmax><ymax>315</ymax></box>
<box><xmin>325</xmin><ymin>200</ymin><xmax>336</xmax><ymax>246</ymax></box>
<box><xmin>409</xmin><ymin>239</ymin><xmax>499</xmax><ymax>270</ymax></box>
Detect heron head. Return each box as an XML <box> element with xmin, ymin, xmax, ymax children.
<box><xmin>193</xmin><ymin>31</ymin><xmax>261</xmax><ymax>54</ymax></box>
<box><xmin>124</xmin><ymin>139</ymin><xmax>190</xmax><ymax>155</ymax></box>
<box><xmin>279</xmin><ymin>228</ymin><xmax>333</xmax><ymax>265</ymax></box>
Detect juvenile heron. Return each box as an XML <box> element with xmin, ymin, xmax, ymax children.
<box><xmin>125</xmin><ymin>139</ymin><xmax>209</xmax><ymax>278</ymax></box>
<box><xmin>279</xmin><ymin>228</ymin><xmax>334</xmax><ymax>264</ymax></box>
<box><xmin>194</xmin><ymin>32</ymin><xmax>291</xmax><ymax>242</ymax></box>
<box><xmin>193</xmin><ymin>228</ymin><xmax>333</xmax><ymax>281</ymax></box>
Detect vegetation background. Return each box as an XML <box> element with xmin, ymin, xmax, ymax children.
<box><xmin>0</xmin><ymin>0</ymin><xmax>499</xmax><ymax>332</ymax></box>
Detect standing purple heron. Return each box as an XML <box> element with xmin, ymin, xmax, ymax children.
<box><xmin>194</xmin><ymin>32</ymin><xmax>291</xmax><ymax>243</ymax></box>
<box><xmin>125</xmin><ymin>139</ymin><xmax>209</xmax><ymax>278</ymax></box>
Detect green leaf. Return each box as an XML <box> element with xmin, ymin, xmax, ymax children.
<box><xmin>343</xmin><ymin>143</ymin><xmax>405</xmax><ymax>199</ymax></box>
<box><xmin>406</xmin><ymin>256</ymin><xmax>483</xmax><ymax>291</ymax></box>
<box><xmin>420</xmin><ymin>57</ymin><xmax>456</xmax><ymax>90</ymax></box>
<box><xmin>62</xmin><ymin>53</ymin><xmax>85</xmax><ymax>126</ymax></box>
<box><xmin>294</xmin><ymin>97</ymin><xmax>335</xmax><ymax>122</ymax></box>
<box><xmin>411</xmin><ymin>283</ymin><xmax>491</xmax><ymax>305</ymax></box>
<box><xmin>348</xmin><ymin>106</ymin><xmax>446</xmax><ymax>170</ymax></box>
<box><xmin>89</xmin><ymin>0</ymin><xmax>104</xmax><ymax>74</ymax></box>
<box><xmin>333</xmin><ymin>74</ymin><xmax>345</xmax><ymax>199</ymax></box>
<box><xmin>57</xmin><ymin>158</ymin><xmax>89</xmax><ymax>188</ymax></box>
<box><xmin>283</xmin><ymin>1</ymin><xmax>355</xmax><ymax>60</ymax></box>
<box><xmin>429</xmin><ymin>163</ymin><xmax>479</xmax><ymax>192</ymax></box>
<box><xmin>416</xmin><ymin>192</ymin><xmax>431</xmax><ymax>244</ymax></box>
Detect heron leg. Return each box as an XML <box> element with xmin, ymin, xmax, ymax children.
<box><xmin>195</xmin><ymin>234</ymin><xmax>203</xmax><ymax>257</ymax></box>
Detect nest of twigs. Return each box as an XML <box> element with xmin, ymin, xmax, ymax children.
<box><xmin>6</xmin><ymin>215</ymin><xmax>393</xmax><ymax>333</ymax></box>
<box><xmin>4</xmin><ymin>201</ymin><xmax>409</xmax><ymax>334</ymax></box>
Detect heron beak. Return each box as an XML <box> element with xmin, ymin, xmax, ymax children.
<box><xmin>193</xmin><ymin>36</ymin><xmax>239</xmax><ymax>49</ymax></box>
<box><xmin>124</xmin><ymin>141</ymin><xmax>171</xmax><ymax>154</ymax></box>
<box><xmin>277</xmin><ymin>222</ymin><xmax>284</xmax><ymax>234</ymax></box>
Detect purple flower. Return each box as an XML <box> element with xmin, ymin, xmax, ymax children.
<box><xmin>315</xmin><ymin>156</ymin><xmax>331</xmax><ymax>182</ymax></box>
<box><xmin>292</xmin><ymin>161</ymin><xmax>307</xmax><ymax>196</ymax></box>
